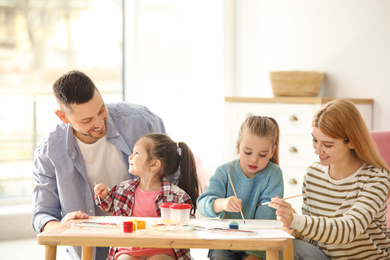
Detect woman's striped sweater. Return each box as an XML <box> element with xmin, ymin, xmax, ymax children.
<box><xmin>291</xmin><ymin>162</ymin><xmax>390</xmax><ymax>259</ymax></box>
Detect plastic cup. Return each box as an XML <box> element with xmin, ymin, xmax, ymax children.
<box><xmin>136</xmin><ymin>220</ymin><xmax>146</xmax><ymax>230</ymax></box>
<box><xmin>123</xmin><ymin>221</ymin><xmax>133</xmax><ymax>233</ymax></box>
<box><xmin>170</xmin><ymin>203</ymin><xmax>191</xmax><ymax>224</ymax></box>
<box><xmin>160</xmin><ymin>202</ymin><xmax>173</xmax><ymax>223</ymax></box>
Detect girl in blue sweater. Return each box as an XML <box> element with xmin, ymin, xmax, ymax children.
<box><xmin>197</xmin><ymin>115</ymin><xmax>284</xmax><ymax>260</ymax></box>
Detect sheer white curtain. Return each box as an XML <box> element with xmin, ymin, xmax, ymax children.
<box><xmin>124</xmin><ymin>0</ymin><xmax>225</xmax><ymax>173</ymax></box>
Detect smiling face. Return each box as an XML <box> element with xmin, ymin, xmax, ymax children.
<box><xmin>55</xmin><ymin>90</ymin><xmax>108</xmax><ymax>144</ymax></box>
<box><xmin>312</xmin><ymin>127</ymin><xmax>353</xmax><ymax>167</ymax></box>
<box><xmin>238</xmin><ymin>130</ymin><xmax>276</xmax><ymax>178</ymax></box>
<box><xmin>128</xmin><ymin>137</ymin><xmax>151</xmax><ymax>177</ymax></box>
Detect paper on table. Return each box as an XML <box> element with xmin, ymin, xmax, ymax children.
<box><xmin>190</xmin><ymin>218</ymin><xmax>283</xmax><ymax>229</ymax></box>
<box><xmin>196</xmin><ymin>228</ymin><xmax>293</xmax><ymax>239</ymax></box>
<box><xmin>63</xmin><ymin>217</ymin><xmax>293</xmax><ymax>239</ymax></box>
<box><xmin>191</xmin><ymin>218</ymin><xmax>292</xmax><ymax>240</ymax></box>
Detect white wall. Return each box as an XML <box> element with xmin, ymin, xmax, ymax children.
<box><xmin>236</xmin><ymin>0</ymin><xmax>390</xmax><ymax>130</ymax></box>
<box><xmin>123</xmin><ymin>0</ymin><xmax>390</xmax><ymax>175</ymax></box>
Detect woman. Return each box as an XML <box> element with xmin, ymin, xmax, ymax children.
<box><xmin>270</xmin><ymin>98</ymin><xmax>390</xmax><ymax>260</ymax></box>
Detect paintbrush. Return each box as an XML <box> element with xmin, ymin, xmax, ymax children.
<box><xmin>228</xmin><ymin>174</ymin><xmax>246</xmax><ymax>224</ymax></box>
<box><xmin>259</xmin><ymin>192</ymin><xmax>311</xmax><ymax>206</ymax></box>
<box><xmin>94</xmin><ymin>181</ymin><xmax>102</xmax><ymax>204</ymax></box>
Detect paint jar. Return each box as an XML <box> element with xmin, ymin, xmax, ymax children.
<box><xmin>229</xmin><ymin>220</ymin><xmax>239</xmax><ymax>230</ymax></box>
<box><xmin>136</xmin><ymin>220</ymin><xmax>146</xmax><ymax>230</ymax></box>
<box><xmin>160</xmin><ymin>202</ymin><xmax>174</xmax><ymax>223</ymax></box>
<box><xmin>123</xmin><ymin>221</ymin><xmax>133</xmax><ymax>233</ymax></box>
<box><xmin>170</xmin><ymin>203</ymin><xmax>191</xmax><ymax>224</ymax></box>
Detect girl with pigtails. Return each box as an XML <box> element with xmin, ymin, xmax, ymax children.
<box><xmin>94</xmin><ymin>133</ymin><xmax>199</xmax><ymax>260</ymax></box>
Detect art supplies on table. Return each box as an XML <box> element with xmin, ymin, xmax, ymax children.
<box><xmin>71</xmin><ymin>221</ymin><xmax>120</xmax><ymax>229</ymax></box>
<box><xmin>228</xmin><ymin>174</ymin><xmax>246</xmax><ymax>224</ymax></box>
<box><xmin>229</xmin><ymin>220</ymin><xmax>239</xmax><ymax>229</ymax></box>
<box><xmin>206</xmin><ymin>228</ymin><xmax>258</xmax><ymax>236</ymax></box>
<box><xmin>63</xmin><ymin>217</ymin><xmax>293</xmax><ymax>240</ymax></box>
<box><xmin>259</xmin><ymin>192</ymin><xmax>311</xmax><ymax>206</ymax></box>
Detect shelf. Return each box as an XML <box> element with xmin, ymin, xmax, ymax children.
<box><xmin>225</xmin><ymin>96</ymin><xmax>374</xmax><ymax>105</ymax></box>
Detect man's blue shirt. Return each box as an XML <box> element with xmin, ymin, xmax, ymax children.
<box><xmin>32</xmin><ymin>102</ymin><xmax>167</xmax><ymax>234</ymax></box>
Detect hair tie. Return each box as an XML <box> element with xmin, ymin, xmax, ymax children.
<box><xmin>176</xmin><ymin>142</ymin><xmax>182</xmax><ymax>156</ymax></box>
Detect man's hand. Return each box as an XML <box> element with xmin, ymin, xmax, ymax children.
<box><xmin>42</xmin><ymin>210</ymin><xmax>89</xmax><ymax>232</ymax></box>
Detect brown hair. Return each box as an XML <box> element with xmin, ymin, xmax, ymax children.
<box><xmin>237</xmin><ymin>115</ymin><xmax>280</xmax><ymax>165</ymax></box>
<box><xmin>52</xmin><ymin>70</ymin><xmax>98</xmax><ymax>112</ymax></box>
<box><xmin>143</xmin><ymin>133</ymin><xmax>199</xmax><ymax>212</ymax></box>
<box><xmin>313</xmin><ymin>98</ymin><xmax>390</xmax><ymax>174</ymax></box>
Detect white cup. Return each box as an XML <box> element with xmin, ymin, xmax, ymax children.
<box><xmin>160</xmin><ymin>202</ymin><xmax>173</xmax><ymax>223</ymax></box>
<box><xmin>170</xmin><ymin>203</ymin><xmax>191</xmax><ymax>224</ymax></box>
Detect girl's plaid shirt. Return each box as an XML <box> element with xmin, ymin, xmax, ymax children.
<box><xmin>95</xmin><ymin>177</ymin><xmax>194</xmax><ymax>260</ymax></box>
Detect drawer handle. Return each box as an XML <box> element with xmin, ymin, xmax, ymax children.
<box><xmin>289</xmin><ymin>147</ymin><xmax>298</xmax><ymax>153</ymax></box>
<box><xmin>289</xmin><ymin>178</ymin><xmax>298</xmax><ymax>184</ymax></box>
<box><xmin>289</xmin><ymin>115</ymin><xmax>298</xmax><ymax>121</ymax></box>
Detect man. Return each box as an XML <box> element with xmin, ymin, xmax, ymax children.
<box><xmin>32</xmin><ymin>70</ymin><xmax>170</xmax><ymax>259</ymax></box>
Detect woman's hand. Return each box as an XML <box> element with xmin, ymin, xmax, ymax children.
<box><xmin>268</xmin><ymin>196</ymin><xmax>294</xmax><ymax>227</ymax></box>
<box><xmin>94</xmin><ymin>183</ymin><xmax>109</xmax><ymax>201</ymax></box>
<box><xmin>283</xmin><ymin>228</ymin><xmax>304</xmax><ymax>239</ymax></box>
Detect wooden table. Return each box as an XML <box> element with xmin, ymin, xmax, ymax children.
<box><xmin>37</xmin><ymin>217</ymin><xmax>294</xmax><ymax>260</ymax></box>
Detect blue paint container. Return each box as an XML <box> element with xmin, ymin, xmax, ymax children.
<box><xmin>229</xmin><ymin>220</ymin><xmax>239</xmax><ymax>229</ymax></box>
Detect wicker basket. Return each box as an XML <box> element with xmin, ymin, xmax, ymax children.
<box><xmin>269</xmin><ymin>71</ymin><xmax>325</xmax><ymax>97</ymax></box>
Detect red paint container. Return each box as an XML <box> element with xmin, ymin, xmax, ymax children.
<box><xmin>123</xmin><ymin>221</ymin><xmax>133</xmax><ymax>233</ymax></box>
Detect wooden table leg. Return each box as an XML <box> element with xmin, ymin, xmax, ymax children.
<box><xmin>282</xmin><ymin>239</ymin><xmax>294</xmax><ymax>260</ymax></box>
<box><xmin>44</xmin><ymin>245</ymin><xmax>57</xmax><ymax>260</ymax></box>
<box><xmin>266</xmin><ymin>249</ymin><xmax>278</xmax><ymax>260</ymax></box>
<box><xmin>81</xmin><ymin>246</ymin><xmax>93</xmax><ymax>260</ymax></box>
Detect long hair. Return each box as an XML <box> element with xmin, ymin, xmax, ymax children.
<box><xmin>313</xmin><ymin>98</ymin><xmax>390</xmax><ymax>175</ymax></box>
<box><xmin>52</xmin><ymin>70</ymin><xmax>98</xmax><ymax>112</ymax></box>
<box><xmin>143</xmin><ymin>133</ymin><xmax>199</xmax><ymax>212</ymax></box>
<box><xmin>237</xmin><ymin>115</ymin><xmax>280</xmax><ymax>165</ymax></box>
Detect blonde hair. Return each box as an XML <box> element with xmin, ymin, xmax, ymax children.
<box><xmin>237</xmin><ymin>115</ymin><xmax>280</xmax><ymax>165</ymax></box>
<box><xmin>313</xmin><ymin>98</ymin><xmax>390</xmax><ymax>174</ymax></box>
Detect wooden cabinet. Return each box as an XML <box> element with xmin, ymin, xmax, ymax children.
<box><xmin>224</xmin><ymin>97</ymin><xmax>373</xmax><ymax>213</ymax></box>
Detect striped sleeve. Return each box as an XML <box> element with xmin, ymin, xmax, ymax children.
<box><xmin>291</xmin><ymin>163</ymin><xmax>390</xmax><ymax>245</ymax></box>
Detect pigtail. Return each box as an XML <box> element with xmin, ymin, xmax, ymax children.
<box><xmin>143</xmin><ymin>133</ymin><xmax>200</xmax><ymax>213</ymax></box>
<box><xmin>176</xmin><ymin>142</ymin><xmax>200</xmax><ymax>214</ymax></box>
<box><xmin>267</xmin><ymin>117</ymin><xmax>280</xmax><ymax>166</ymax></box>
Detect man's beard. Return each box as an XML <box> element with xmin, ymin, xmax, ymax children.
<box><xmin>72</xmin><ymin>124</ymin><xmax>106</xmax><ymax>141</ymax></box>
<box><xmin>74</xmin><ymin>129</ymin><xmax>100</xmax><ymax>140</ymax></box>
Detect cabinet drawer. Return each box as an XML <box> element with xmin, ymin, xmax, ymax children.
<box><xmin>229</xmin><ymin>103</ymin><xmax>316</xmax><ymax>136</ymax></box>
<box><xmin>279</xmin><ymin>135</ymin><xmax>317</xmax><ymax>168</ymax></box>
<box><xmin>282</xmin><ymin>167</ymin><xmax>307</xmax><ymax>214</ymax></box>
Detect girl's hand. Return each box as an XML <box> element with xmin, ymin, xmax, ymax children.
<box><xmin>94</xmin><ymin>183</ymin><xmax>108</xmax><ymax>201</ymax></box>
<box><xmin>213</xmin><ymin>197</ymin><xmax>242</xmax><ymax>214</ymax></box>
<box><xmin>223</xmin><ymin>196</ymin><xmax>242</xmax><ymax>212</ymax></box>
<box><xmin>268</xmin><ymin>196</ymin><xmax>294</xmax><ymax>227</ymax></box>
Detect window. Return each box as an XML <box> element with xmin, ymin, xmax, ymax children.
<box><xmin>123</xmin><ymin>0</ymin><xmax>225</xmax><ymax>170</ymax></box>
<box><xmin>0</xmin><ymin>0</ymin><xmax>123</xmax><ymax>203</ymax></box>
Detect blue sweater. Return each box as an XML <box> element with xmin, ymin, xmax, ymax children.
<box><xmin>197</xmin><ymin>159</ymin><xmax>284</xmax><ymax>220</ymax></box>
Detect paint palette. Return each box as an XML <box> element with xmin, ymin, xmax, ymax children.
<box><xmin>206</xmin><ymin>228</ymin><xmax>258</xmax><ymax>236</ymax></box>
<box><xmin>147</xmin><ymin>223</ymin><xmax>194</xmax><ymax>231</ymax></box>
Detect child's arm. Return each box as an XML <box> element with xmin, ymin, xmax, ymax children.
<box><xmin>93</xmin><ymin>183</ymin><xmax>114</xmax><ymax>212</ymax></box>
<box><xmin>94</xmin><ymin>183</ymin><xmax>109</xmax><ymax>201</ymax></box>
<box><xmin>197</xmin><ymin>167</ymin><xmax>232</xmax><ymax>218</ymax></box>
<box><xmin>213</xmin><ymin>196</ymin><xmax>242</xmax><ymax>214</ymax></box>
